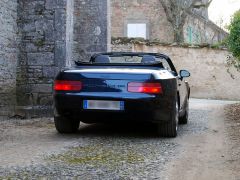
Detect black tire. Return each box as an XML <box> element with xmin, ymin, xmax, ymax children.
<box><xmin>54</xmin><ymin>116</ymin><xmax>80</xmax><ymax>134</ymax></box>
<box><xmin>157</xmin><ymin>101</ymin><xmax>179</xmax><ymax>137</ymax></box>
<box><xmin>179</xmin><ymin>98</ymin><xmax>189</xmax><ymax>124</ymax></box>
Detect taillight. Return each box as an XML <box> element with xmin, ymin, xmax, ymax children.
<box><xmin>128</xmin><ymin>82</ymin><xmax>162</xmax><ymax>94</ymax></box>
<box><xmin>54</xmin><ymin>80</ymin><xmax>82</xmax><ymax>91</ymax></box>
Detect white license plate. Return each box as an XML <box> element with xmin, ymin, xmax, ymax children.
<box><xmin>83</xmin><ymin>100</ymin><xmax>124</xmax><ymax>111</ymax></box>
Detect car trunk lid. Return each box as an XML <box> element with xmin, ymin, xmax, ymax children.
<box><xmin>62</xmin><ymin>67</ymin><xmax>156</xmax><ymax>93</ymax></box>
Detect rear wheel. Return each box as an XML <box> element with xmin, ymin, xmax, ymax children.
<box><xmin>54</xmin><ymin>116</ymin><xmax>80</xmax><ymax>134</ymax></box>
<box><xmin>179</xmin><ymin>98</ymin><xmax>189</xmax><ymax>124</ymax></box>
<box><xmin>157</xmin><ymin>101</ymin><xmax>179</xmax><ymax>137</ymax></box>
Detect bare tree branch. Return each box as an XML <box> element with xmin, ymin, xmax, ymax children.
<box><xmin>207</xmin><ymin>0</ymin><xmax>213</xmax><ymax>7</ymax></box>
<box><xmin>159</xmin><ymin>0</ymin><xmax>208</xmax><ymax>43</ymax></box>
<box><xmin>192</xmin><ymin>0</ymin><xmax>213</xmax><ymax>8</ymax></box>
<box><xmin>159</xmin><ymin>0</ymin><xmax>174</xmax><ymax>24</ymax></box>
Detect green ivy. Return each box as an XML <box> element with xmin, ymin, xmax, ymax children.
<box><xmin>227</xmin><ymin>10</ymin><xmax>240</xmax><ymax>62</ymax></box>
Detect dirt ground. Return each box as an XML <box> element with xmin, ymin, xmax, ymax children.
<box><xmin>165</xmin><ymin>100</ymin><xmax>240</xmax><ymax>180</ymax></box>
<box><xmin>0</xmin><ymin>99</ymin><xmax>239</xmax><ymax>179</ymax></box>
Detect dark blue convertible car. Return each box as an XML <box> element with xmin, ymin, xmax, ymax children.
<box><xmin>53</xmin><ymin>52</ymin><xmax>190</xmax><ymax>137</ymax></box>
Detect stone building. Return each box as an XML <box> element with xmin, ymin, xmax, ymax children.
<box><xmin>0</xmin><ymin>0</ymin><xmax>228</xmax><ymax>118</ymax></box>
<box><xmin>0</xmin><ymin>0</ymin><xmax>110</xmax><ymax>118</ymax></box>
<box><xmin>111</xmin><ymin>0</ymin><xmax>228</xmax><ymax>44</ymax></box>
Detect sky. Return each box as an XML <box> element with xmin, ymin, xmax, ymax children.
<box><xmin>208</xmin><ymin>0</ymin><xmax>240</xmax><ymax>28</ymax></box>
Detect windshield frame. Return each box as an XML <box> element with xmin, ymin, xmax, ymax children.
<box><xmin>75</xmin><ymin>52</ymin><xmax>177</xmax><ymax>74</ymax></box>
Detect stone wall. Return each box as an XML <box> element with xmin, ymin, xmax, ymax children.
<box><xmin>184</xmin><ymin>12</ymin><xmax>228</xmax><ymax>44</ymax></box>
<box><xmin>0</xmin><ymin>0</ymin><xmax>18</xmax><ymax>117</ymax></box>
<box><xmin>16</xmin><ymin>0</ymin><xmax>67</xmax><ymax>116</ymax></box>
<box><xmin>192</xmin><ymin>0</ymin><xmax>209</xmax><ymax>19</ymax></box>
<box><xmin>70</xmin><ymin>0</ymin><xmax>110</xmax><ymax>64</ymax></box>
<box><xmin>112</xmin><ymin>42</ymin><xmax>240</xmax><ymax>101</ymax></box>
<box><xmin>111</xmin><ymin>0</ymin><xmax>227</xmax><ymax>44</ymax></box>
<box><xmin>14</xmin><ymin>0</ymin><xmax>110</xmax><ymax>117</ymax></box>
<box><xmin>111</xmin><ymin>0</ymin><xmax>174</xmax><ymax>43</ymax></box>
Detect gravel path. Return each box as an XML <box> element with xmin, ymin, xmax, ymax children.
<box><xmin>0</xmin><ymin>99</ymin><xmax>239</xmax><ymax>179</ymax></box>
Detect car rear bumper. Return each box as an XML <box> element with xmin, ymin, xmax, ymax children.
<box><xmin>54</xmin><ymin>92</ymin><xmax>175</xmax><ymax>123</ymax></box>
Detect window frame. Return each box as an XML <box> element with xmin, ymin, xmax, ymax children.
<box><xmin>127</xmin><ymin>23</ymin><xmax>147</xmax><ymax>39</ymax></box>
<box><xmin>124</xmin><ymin>20</ymin><xmax>149</xmax><ymax>39</ymax></box>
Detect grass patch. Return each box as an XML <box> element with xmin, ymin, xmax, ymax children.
<box><xmin>48</xmin><ymin>145</ymin><xmax>144</xmax><ymax>167</ymax></box>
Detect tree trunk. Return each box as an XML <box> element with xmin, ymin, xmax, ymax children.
<box><xmin>173</xmin><ymin>27</ymin><xmax>184</xmax><ymax>44</ymax></box>
<box><xmin>159</xmin><ymin>0</ymin><xmax>213</xmax><ymax>44</ymax></box>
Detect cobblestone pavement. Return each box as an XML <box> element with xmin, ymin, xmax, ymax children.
<box><xmin>0</xmin><ymin>99</ymin><xmax>239</xmax><ymax>179</ymax></box>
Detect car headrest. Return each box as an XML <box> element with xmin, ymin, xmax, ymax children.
<box><xmin>141</xmin><ymin>55</ymin><xmax>156</xmax><ymax>64</ymax></box>
<box><xmin>94</xmin><ymin>55</ymin><xmax>110</xmax><ymax>63</ymax></box>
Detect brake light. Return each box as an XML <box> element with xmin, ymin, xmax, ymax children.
<box><xmin>128</xmin><ymin>82</ymin><xmax>162</xmax><ymax>94</ymax></box>
<box><xmin>54</xmin><ymin>80</ymin><xmax>82</xmax><ymax>91</ymax></box>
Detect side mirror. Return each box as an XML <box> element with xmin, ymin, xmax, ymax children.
<box><xmin>180</xmin><ymin>70</ymin><xmax>190</xmax><ymax>78</ymax></box>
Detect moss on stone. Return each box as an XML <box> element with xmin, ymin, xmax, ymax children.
<box><xmin>34</xmin><ymin>39</ymin><xmax>45</xmax><ymax>47</ymax></box>
<box><xmin>111</xmin><ymin>37</ymin><xmax>228</xmax><ymax>50</ymax></box>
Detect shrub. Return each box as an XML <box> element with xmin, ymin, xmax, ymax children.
<box><xmin>227</xmin><ymin>10</ymin><xmax>240</xmax><ymax>62</ymax></box>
